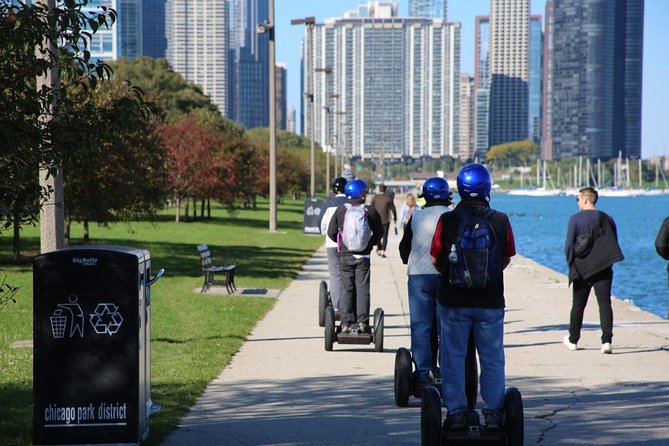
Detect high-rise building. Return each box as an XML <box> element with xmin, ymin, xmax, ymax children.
<box><xmin>306</xmin><ymin>3</ymin><xmax>460</xmax><ymax>160</ymax></box>
<box><xmin>409</xmin><ymin>0</ymin><xmax>447</xmax><ymax>18</ymax></box>
<box><xmin>165</xmin><ymin>0</ymin><xmax>229</xmax><ymax>115</ymax></box>
<box><xmin>287</xmin><ymin>106</ymin><xmax>296</xmax><ymax>133</ymax></box>
<box><xmin>228</xmin><ymin>0</ymin><xmax>270</xmax><ymax>129</ymax></box>
<box><xmin>473</xmin><ymin>15</ymin><xmax>490</xmax><ymax>160</ymax></box>
<box><xmin>550</xmin><ymin>0</ymin><xmax>644</xmax><ymax>160</ymax></box>
<box><xmin>119</xmin><ymin>0</ymin><xmax>141</xmax><ymax>59</ymax></box>
<box><xmin>142</xmin><ymin>0</ymin><xmax>167</xmax><ymax>58</ymax></box>
<box><xmin>275</xmin><ymin>63</ymin><xmax>287</xmax><ymax>130</ymax></box>
<box><xmin>528</xmin><ymin>15</ymin><xmax>543</xmax><ymax>145</ymax></box>
<box><xmin>541</xmin><ymin>1</ymin><xmax>554</xmax><ymax>160</ymax></box>
<box><xmin>83</xmin><ymin>0</ymin><xmax>118</xmax><ymax>61</ymax></box>
<box><xmin>459</xmin><ymin>74</ymin><xmax>474</xmax><ymax>160</ymax></box>
<box><xmin>488</xmin><ymin>0</ymin><xmax>529</xmax><ymax>148</ymax></box>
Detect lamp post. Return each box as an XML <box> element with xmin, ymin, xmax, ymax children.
<box><xmin>329</xmin><ymin>94</ymin><xmax>340</xmax><ymax>178</ymax></box>
<box><xmin>314</xmin><ymin>66</ymin><xmax>332</xmax><ymax>193</ymax></box>
<box><xmin>259</xmin><ymin>2</ymin><xmax>277</xmax><ymax>231</ymax></box>
<box><xmin>290</xmin><ymin>16</ymin><xmax>316</xmax><ymax>197</ymax></box>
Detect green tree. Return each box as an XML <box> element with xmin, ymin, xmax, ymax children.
<box><xmin>486</xmin><ymin>139</ymin><xmax>540</xmax><ymax>165</ymax></box>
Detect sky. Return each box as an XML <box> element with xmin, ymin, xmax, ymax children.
<box><xmin>275</xmin><ymin>0</ymin><xmax>669</xmax><ymax>159</ymax></box>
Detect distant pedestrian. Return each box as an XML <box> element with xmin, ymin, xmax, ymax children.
<box><xmin>398</xmin><ymin>193</ymin><xmax>421</xmax><ymax>232</ymax></box>
<box><xmin>370</xmin><ymin>184</ymin><xmax>397</xmax><ymax>258</ymax></box>
<box><xmin>327</xmin><ymin>179</ymin><xmax>383</xmax><ymax>334</ymax></box>
<box><xmin>318</xmin><ymin>177</ymin><xmax>348</xmax><ymax>310</ymax></box>
<box><xmin>564</xmin><ymin>187</ymin><xmax>624</xmax><ymax>354</ymax></box>
<box><xmin>399</xmin><ymin>177</ymin><xmax>451</xmax><ymax>387</ymax></box>
<box><xmin>654</xmin><ymin>216</ymin><xmax>669</xmax><ymax>287</ymax></box>
<box><xmin>430</xmin><ymin>163</ymin><xmax>516</xmax><ymax>431</ymax></box>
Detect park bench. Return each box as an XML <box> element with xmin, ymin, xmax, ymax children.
<box><xmin>197</xmin><ymin>244</ymin><xmax>236</xmax><ymax>294</ymax></box>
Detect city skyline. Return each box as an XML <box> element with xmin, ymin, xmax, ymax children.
<box><xmin>276</xmin><ymin>0</ymin><xmax>669</xmax><ymax>158</ymax></box>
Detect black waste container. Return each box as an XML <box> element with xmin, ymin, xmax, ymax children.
<box><xmin>33</xmin><ymin>246</ymin><xmax>163</xmax><ymax>446</ymax></box>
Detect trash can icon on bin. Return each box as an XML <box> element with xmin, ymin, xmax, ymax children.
<box><xmin>33</xmin><ymin>246</ymin><xmax>163</xmax><ymax>446</ymax></box>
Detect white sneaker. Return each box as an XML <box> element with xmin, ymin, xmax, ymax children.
<box><xmin>563</xmin><ymin>335</ymin><xmax>578</xmax><ymax>351</ymax></box>
<box><xmin>601</xmin><ymin>343</ymin><xmax>612</xmax><ymax>354</ymax></box>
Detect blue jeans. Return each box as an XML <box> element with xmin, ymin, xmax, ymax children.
<box><xmin>440</xmin><ymin>306</ymin><xmax>505</xmax><ymax>413</ymax></box>
<box><xmin>408</xmin><ymin>274</ymin><xmax>440</xmax><ymax>381</ymax></box>
<box><xmin>339</xmin><ymin>255</ymin><xmax>371</xmax><ymax>326</ymax></box>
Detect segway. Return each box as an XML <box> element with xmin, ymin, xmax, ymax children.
<box><xmin>421</xmin><ymin>374</ymin><xmax>524</xmax><ymax>445</ymax></box>
<box><xmin>324</xmin><ymin>306</ymin><xmax>384</xmax><ymax>352</ymax></box>
<box><xmin>395</xmin><ymin>329</ymin><xmax>478</xmax><ymax>408</ymax></box>
<box><xmin>318</xmin><ymin>280</ymin><xmax>341</xmax><ymax>327</ymax></box>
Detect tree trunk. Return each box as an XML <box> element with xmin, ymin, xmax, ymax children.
<box><xmin>175</xmin><ymin>195</ymin><xmax>180</xmax><ymax>223</ymax></box>
<box><xmin>12</xmin><ymin>212</ymin><xmax>20</xmax><ymax>262</ymax></box>
<box><xmin>192</xmin><ymin>197</ymin><xmax>196</xmax><ymax>220</ymax></box>
<box><xmin>200</xmin><ymin>198</ymin><xmax>205</xmax><ymax>219</ymax></box>
<box><xmin>64</xmin><ymin>215</ymin><xmax>71</xmax><ymax>247</ymax></box>
<box><xmin>83</xmin><ymin>220</ymin><xmax>90</xmax><ymax>243</ymax></box>
<box><xmin>184</xmin><ymin>197</ymin><xmax>190</xmax><ymax>221</ymax></box>
<box><xmin>207</xmin><ymin>198</ymin><xmax>211</xmax><ymax>218</ymax></box>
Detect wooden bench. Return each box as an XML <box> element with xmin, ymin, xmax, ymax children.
<box><xmin>197</xmin><ymin>244</ymin><xmax>236</xmax><ymax>294</ymax></box>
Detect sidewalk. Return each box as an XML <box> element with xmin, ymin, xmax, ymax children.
<box><xmin>162</xmin><ymin>221</ymin><xmax>669</xmax><ymax>445</ymax></box>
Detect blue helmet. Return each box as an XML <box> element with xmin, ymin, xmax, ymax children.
<box><xmin>422</xmin><ymin>177</ymin><xmax>450</xmax><ymax>203</ymax></box>
<box><xmin>332</xmin><ymin>176</ymin><xmax>348</xmax><ymax>194</ymax></box>
<box><xmin>345</xmin><ymin>179</ymin><xmax>368</xmax><ymax>199</ymax></box>
<box><xmin>457</xmin><ymin>163</ymin><xmax>491</xmax><ymax>199</ymax></box>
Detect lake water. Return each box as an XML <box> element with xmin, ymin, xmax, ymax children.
<box><xmin>486</xmin><ymin>193</ymin><xmax>669</xmax><ymax>319</ymax></box>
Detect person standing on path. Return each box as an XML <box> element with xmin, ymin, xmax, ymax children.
<box><xmin>398</xmin><ymin>193</ymin><xmax>421</xmax><ymax>232</ymax></box>
<box><xmin>327</xmin><ymin>179</ymin><xmax>383</xmax><ymax>334</ymax></box>
<box><xmin>430</xmin><ymin>163</ymin><xmax>516</xmax><ymax>431</ymax></box>
<box><xmin>564</xmin><ymin>187</ymin><xmax>624</xmax><ymax>354</ymax></box>
<box><xmin>370</xmin><ymin>184</ymin><xmax>397</xmax><ymax>258</ymax></box>
<box><xmin>318</xmin><ymin>177</ymin><xmax>348</xmax><ymax>310</ymax></box>
<box><xmin>655</xmin><ymin>217</ymin><xmax>669</xmax><ymax>292</ymax></box>
<box><xmin>399</xmin><ymin>177</ymin><xmax>451</xmax><ymax>386</ymax></box>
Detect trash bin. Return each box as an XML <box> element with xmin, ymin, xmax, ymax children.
<box><xmin>303</xmin><ymin>197</ymin><xmax>325</xmax><ymax>234</ymax></box>
<box><xmin>33</xmin><ymin>246</ymin><xmax>163</xmax><ymax>446</ymax></box>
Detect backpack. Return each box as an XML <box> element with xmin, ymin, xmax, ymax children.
<box><xmin>448</xmin><ymin>207</ymin><xmax>500</xmax><ymax>289</ymax></box>
<box><xmin>340</xmin><ymin>203</ymin><xmax>372</xmax><ymax>252</ymax></box>
<box><xmin>573</xmin><ymin>212</ymin><xmax>606</xmax><ymax>259</ymax></box>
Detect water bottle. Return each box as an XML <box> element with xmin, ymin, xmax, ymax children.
<box><xmin>448</xmin><ymin>244</ymin><xmax>459</xmax><ymax>285</ymax></box>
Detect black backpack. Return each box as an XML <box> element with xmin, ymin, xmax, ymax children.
<box><xmin>447</xmin><ymin>206</ymin><xmax>501</xmax><ymax>289</ymax></box>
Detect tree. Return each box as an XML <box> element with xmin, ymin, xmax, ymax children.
<box><xmin>486</xmin><ymin>139</ymin><xmax>540</xmax><ymax>165</ymax></box>
<box><xmin>0</xmin><ymin>1</ymin><xmax>132</xmax><ymax>258</ymax></box>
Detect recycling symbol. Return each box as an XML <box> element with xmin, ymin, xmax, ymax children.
<box><xmin>89</xmin><ymin>303</ymin><xmax>124</xmax><ymax>335</ymax></box>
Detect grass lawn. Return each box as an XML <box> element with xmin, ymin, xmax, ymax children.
<box><xmin>0</xmin><ymin>198</ymin><xmax>324</xmax><ymax>446</ymax></box>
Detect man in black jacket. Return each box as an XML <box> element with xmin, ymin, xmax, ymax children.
<box><xmin>564</xmin><ymin>187</ymin><xmax>623</xmax><ymax>354</ymax></box>
<box><xmin>327</xmin><ymin>179</ymin><xmax>383</xmax><ymax>334</ymax></box>
<box><xmin>654</xmin><ymin>217</ymin><xmax>669</xmax><ymax>287</ymax></box>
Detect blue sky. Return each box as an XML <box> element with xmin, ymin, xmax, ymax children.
<box><xmin>276</xmin><ymin>0</ymin><xmax>668</xmax><ymax>158</ymax></box>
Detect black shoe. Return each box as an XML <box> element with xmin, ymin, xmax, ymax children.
<box><xmin>443</xmin><ymin>411</ymin><xmax>466</xmax><ymax>431</ymax></box>
<box><xmin>483</xmin><ymin>410</ymin><xmax>503</xmax><ymax>431</ymax></box>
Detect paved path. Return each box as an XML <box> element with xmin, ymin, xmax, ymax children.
<box><xmin>163</xmin><ymin>218</ymin><xmax>669</xmax><ymax>445</ymax></box>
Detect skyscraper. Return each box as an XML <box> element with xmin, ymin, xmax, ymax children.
<box><xmin>473</xmin><ymin>15</ymin><xmax>490</xmax><ymax>160</ymax></box>
<box><xmin>275</xmin><ymin>63</ymin><xmax>287</xmax><ymax>130</ymax></box>
<box><xmin>550</xmin><ymin>0</ymin><xmax>644</xmax><ymax>160</ymax></box>
<box><xmin>83</xmin><ymin>0</ymin><xmax>118</xmax><ymax>61</ymax></box>
<box><xmin>541</xmin><ymin>0</ymin><xmax>554</xmax><ymax>160</ymax></box>
<box><xmin>119</xmin><ymin>0</ymin><xmax>141</xmax><ymax>59</ymax></box>
<box><xmin>528</xmin><ymin>15</ymin><xmax>543</xmax><ymax>145</ymax></box>
<box><xmin>307</xmin><ymin>4</ymin><xmax>460</xmax><ymax>160</ymax></box>
<box><xmin>228</xmin><ymin>0</ymin><xmax>270</xmax><ymax>129</ymax></box>
<box><xmin>165</xmin><ymin>0</ymin><xmax>229</xmax><ymax>115</ymax></box>
<box><xmin>459</xmin><ymin>74</ymin><xmax>474</xmax><ymax>160</ymax></box>
<box><xmin>142</xmin><ymin>0</ymin><xmax>167</xmax><ymax>58</ymax></box>
<box><xmin>409</xmin><ymin>0</ymin><xmax>447</xmax><ymax>18</ymax></box>
<box><xmin>488</xmin><ymin>0</ymin><xmax>529</xmax><ymax>148</ymax></box>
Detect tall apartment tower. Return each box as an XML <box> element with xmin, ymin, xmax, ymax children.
<box><xmin>541</xmin><ymin>1</ymin><xmax>554</xmax><ymax>160</ymax></box>
<box><xmin>473</xmin><ymin>15</ymin><xmax>490</xmax><ymax>160</ymax></box>
<box><xmin>83</xmin><ymin>0</ymin><xmax>118</xmax><ymax>61</ymax></box>
<box><xmin>550</xmin><ymin>0</ymin><xmax>644</xmax><ymax>160</ymax></box>
<box><xmin>119</xmin><ymin>0</ymin><xmax>141</xmax><ymax>59</ymax></box>
<box><xmin>142</xmin><ymin>0</ymin><xmax>167</xmax><ymax>58</ymax></box>
<box><xmin>409</xmin><ymin>0</ymin><xmax>447</xmax><ymax>18</ymax></box>
<box><xmin>459</xmin><ymin>74</ymin><xmax>474</xmax><ymax>160</ymax></box>
<box><xmin>488</xmin><ymin>0</ymin><xmax>529</xmax><ymax>148</ymax></box>
<box><xmin>528</xmin><ymin>15</ymin><xmax>543</xmax><ymax>145</ymax></box>
<box><xmin>275</xmin><ymin>63</ymin><xmax>287</xmax><ymax>130</ymax></box>
<box><xmin>165</xmin><ymin>0</ymin><xmax>229</xmax><ymax>115</ymax></box>
<box><xmin>228</xmin><ymin>0</ymin><xmax>270</xmax><ymax>129</ymax></box>
<box><xmin>307</xmin><ymin>4</ymin><xmax>460</xmax><ymax>160</ymax></box>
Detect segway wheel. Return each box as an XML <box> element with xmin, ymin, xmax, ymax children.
<box><xmin>324</xmin><ymin>306</ymin><xmax>336</xmax><ymax>351</ymax></box>
<box><xmin>504</xmin><ymin>387</ymin><xmax>524</xmax><ymax>446</ymax></box>
<box><xmin>394</xmin><ymin>347</ymin><xmax>412</xmax><ymax>407</ymax></box>
<box><xmin>465</xmin><ymin>330</ymin><xmax>479</xmax><ymax>410</ymax></box>
<box><xmin>373</xmin><ymin>307</ymin><xmax>384</xmax><ymax>352</ymax></box>
<box><xmin>421</xmin><ymin>385</ymin><xmax>442</xmax><ymax>446</ymax></box>
<box><xmin>318</xmin><ymin>280</ymin><xmax>329</xmax><ymax>327</ymax></box>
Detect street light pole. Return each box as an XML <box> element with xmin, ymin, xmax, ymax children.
<box><xmin>290</xmin><ymin>17</ymin><xmax>316</xmax><ymax>197</ymax></box>
<box><xmin>259</xmin><ymin>3</ymin><xmax>277</xmax><ymax>231</ymax></box>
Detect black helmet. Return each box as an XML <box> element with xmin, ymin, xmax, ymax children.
<box><xmin>332</xmin><ymin>177</ymin><xmax>347</xmax><ymax>194</ymax></box>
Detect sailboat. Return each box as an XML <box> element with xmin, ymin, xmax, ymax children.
<box><xmin>508</xmin><ymin>160</ymin><xmax>562</xmax><ymax>196</ymax></box>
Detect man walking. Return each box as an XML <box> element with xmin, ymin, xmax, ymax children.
<box><xmin>564</xmin><ymin>187</ymin><xmax>624</xmax><ymax>354</ymax></box>
<box><xmin>430</xmin><ymin>164</ymin><xmax>516</xmax><ymax>431</ymax></box>
<box><xmin>655</xmin><ymin>217</ymin><xmax>669</xmax><ymax>289</ymax></box>
<box><xmin>371</xmin><ymin>184</ymin><xmax>397</xmax><ymax>258</ymax></box>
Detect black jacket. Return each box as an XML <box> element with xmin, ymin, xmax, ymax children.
<box><xmin>655</xmin><ymin>217</ymin><xmax>669</xmax><ymax>271</ymax></box>
<box><xmin>567</xmin><ymin>210</ymin><xmax>624</xmax><ymax>283</ymax></box>
<box><xmin>326</xmin><ymin>198</ymin><xmax>383</xmax><ymax>255</ymax></box>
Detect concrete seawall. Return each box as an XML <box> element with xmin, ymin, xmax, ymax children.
<box><xmin>163</xmin><ymin>218</ymin><xmax>669</xmax><ymax>445</ymax></box>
